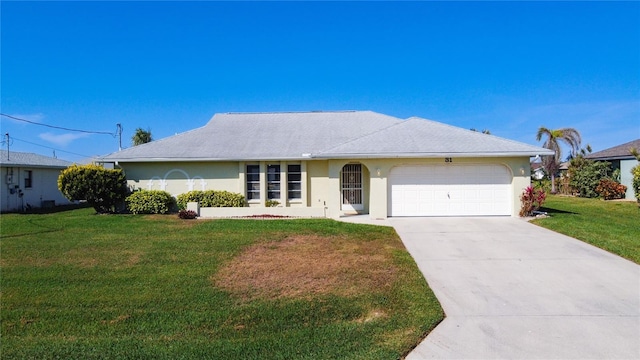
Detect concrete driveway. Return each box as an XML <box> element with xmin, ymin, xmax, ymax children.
<box><xmin>389</xmin><ymin>217</ymin><xmax>640</xmax><ymax>359</ymax></box>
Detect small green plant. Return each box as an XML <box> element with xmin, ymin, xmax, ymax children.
<box><xmin>265</xmin><ymin>199</ymin><xmax>280</xmax><ymax>207</ymax></box>
<box><xmin>595</xmin><ymin>179</ymin><xmax>627</xmax><ymax>200</ymax></box>
<box><xmin>519</xmin><ymin>186</ymin><xmax>547</xmax><ymax>217</ymax></box>
<box><xmin>178</xmin><ymin>209</ymin><xmax>198</xmax><ymax>219</ymax></box>
<box><xmin>126</xmin><ymin>190</ymin><xmax>176</xmax><ymax>214</ymax></box>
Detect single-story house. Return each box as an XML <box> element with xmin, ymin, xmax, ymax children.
<box><xmin>586</xmin><ymin>139</ymin><xmax>640</xmax><ymax>200</ymax></box>
<box><xmin>98</xmin><ymin>111</ymin><xmax>553</xmax><ymax>218</ymax></box>
<box><xmin>1</xmin><ymin>150</ymin><xmax>74</xmax><ymax>212</ymax></box>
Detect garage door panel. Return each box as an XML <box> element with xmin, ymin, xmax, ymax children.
<box><xmin>389</xmin><ymin>164</ymin><xmax>512</xmax><ymax>216</ymax></box>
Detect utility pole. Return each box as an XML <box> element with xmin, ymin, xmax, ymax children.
<box><xmin>4</xmin><ymin>133</ymin><xmax>9</xmax><ymax>160</ymax></box>
<box><xmin>116</xmin><ymin>123</ymin><xmax>123</xmax><ymax>151</ymax></box>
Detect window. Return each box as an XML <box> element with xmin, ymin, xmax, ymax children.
<box><xmin>287</xmin><ymin>164</ymin><xmax>301</xmax><ymax>200</ymax></box>
<box><xmin>267</xmin><ymin>164</ymin><xmax>280</xmax><ymax>200</ymax></box>
<box><xmin>246</xmin><ymin>165</ymin><xmax>260</xmax><ymax>200</ymax></box>
<box><xmin>24</xmin><ymin>170</ymin><xmax>33</xmax><ymax>189</ymax></box>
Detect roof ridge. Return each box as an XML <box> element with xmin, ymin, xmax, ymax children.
<box><xmin>408</xmin><ymin>116</ymin><xmax>546</xmax><ymax>149</ymax></box>
<box><xmin>224</xmin><ymin>110</ymin><xmax>360</xmax><ymax>115</ymax></box>
<box><xmin>315</xmin><ymin>117</ymin><xmax>406</xmax><ymax>155</ymax></box>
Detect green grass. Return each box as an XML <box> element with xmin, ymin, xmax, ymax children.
<box><xmin>0</xmin><ymin>208</ymin><xmax>443</xmax><ymax>359</ymax></box>
<box><xmin>532</xmin><ymin>195</ymin><xmax>640</xmax><ymax>264</ymax></box>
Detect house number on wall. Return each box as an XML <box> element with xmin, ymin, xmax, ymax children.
<box><xmin>444</xmin><ymin>157</ymin><xmax>453</xmax><ymax>163</ymax></box>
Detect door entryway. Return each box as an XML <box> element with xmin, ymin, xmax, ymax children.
<box><xmin>341</xmin><ymin>164</ymin><xmax>363</xmax><ymax>211</ymax></box>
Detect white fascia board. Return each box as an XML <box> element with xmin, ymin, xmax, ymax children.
<box><xmin>312</xmin><ymin>151</ymin><xmax>555</xmax><ymax>159</ymax></box>
<box><xmin>103</xmin><ymin>156</ymin><xmax>318</xmax><ymax>163</ymax></box>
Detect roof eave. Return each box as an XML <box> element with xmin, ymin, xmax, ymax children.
<box><xmin>312</xmin><ymin>151</ymin><xmax>555</xmax><ymax>159</ymax></box>
<box><xmin>585</xmin><ymin>155</ymin><xmax>637</xmax><ymax>161</ymax></box>
<box><xmin>0</xmin><ymin>163</ymin><xmax>70</xmax><ymax>169</ymax></box>
<box><xmin>97</xmin><ymin>156</ymin><xmax>316</xmax><ymax>163</ymax></box>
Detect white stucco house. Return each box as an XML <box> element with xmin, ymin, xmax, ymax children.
<box><xmin>98</xmin><ymin>111</ymin><xmax>553</xmax><ymax>219</ymax></box>
<box><xmin>1</xmin><ymin>150</ymin><xmax>74</xmax><ymax>212</ymax></box>
<box><xmin>586</xmin><ymin>138</ymin><xmax>640</xmax><ymax>200</ymax></box>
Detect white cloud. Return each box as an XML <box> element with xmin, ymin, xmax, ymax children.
<box><xmin>39</xmin><ymin>132</ymin><xmax>91</xmax><ymax>147</ymax></box>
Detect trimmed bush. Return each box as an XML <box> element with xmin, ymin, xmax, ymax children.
<box><xmin>58</xmin><ymin>164</ymin><xmax>128</xmax><ymax>214</ymax></box>
<box><xmin>176</xmin><ymin>190</ymin><xmax>245</xmax><ymax>210</ymax></box>
<box><xmin>126</xmin><ymin>190</ymin><xmax>176</xmax><ymax>214</ymax></box>
<box><xmin>595</xmin><ymin>179</ymin><xmax>627</xmax><ymax>200</ymax></box>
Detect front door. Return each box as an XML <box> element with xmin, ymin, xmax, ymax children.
<box><xmin>341</xmin><ymin>164</ymin><xmax>363</xmax><ymax>211</ymax></box>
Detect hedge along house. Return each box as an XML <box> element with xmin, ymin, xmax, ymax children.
<box><xmin>98</xmin><ymin>111</ymin><xmax>553</xmax><ymax>219</ymax></box>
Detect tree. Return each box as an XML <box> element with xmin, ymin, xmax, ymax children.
<box><xmin>536</xmin><ymin>127</ymin><xmax>582</xmax><ymax>193</ymax></box>
<box><xmin>58</xmin><ymin>164</ymin><xmax>129</xmax><ymax>213</ymax></box>
<box><xmin>470</xmin><ymin>128</ymin><xmax>491</xmax><ymax>134</ymax></box>
<box><xmin>132</xmin><ymin>128</ymin><xmax>153</xmax><ymax>146</ymax></box>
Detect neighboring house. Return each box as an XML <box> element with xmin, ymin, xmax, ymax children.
<box><xmin>1</xmin><ymin>150</ymin><xmax>74</xmax><ymax>212</ymax></box>
<box><xmin>98</xmin><ymin>111</ymin><xmax>553</xmax><ymax>218</ymax></box>
<box><xmin>585</xmin><ymin>139</ymin><xmax>640</xmax><ymax>200</ymax></box>
<box><xmin>531</xmin><ymin>161</ymin><xmax>545</xmax><ymax>180</ymax></box>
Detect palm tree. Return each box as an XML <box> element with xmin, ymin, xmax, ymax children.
<box><xmin>132</xmin><ymin>128</ymin><xmax>153</xmax><ymax>146</ymax></box>
<box><xmin>536</xmin><ymin>127</ymin><xmax>582</xmax><ymax>193</ymax></box>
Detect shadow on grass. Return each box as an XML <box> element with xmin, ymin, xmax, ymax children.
<box><xmin>13</xmin><ymin>203</ymin><xmax>92</xmax><ymax>215</ymax></box>
<box><xmin>0</xmin><ymin>217</ymin><xmax>65</xmax><ymax>239</ymax></box>
<box><xmin>538</xmin><ymin>206</ymin><xmax>577</xmax><ymax>215</ymax></box>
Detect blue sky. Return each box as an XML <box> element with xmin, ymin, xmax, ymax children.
<box><xmin>2</xmin><ymin>1</ymin><xmax>639</xmax><ymax>163</ymax></box>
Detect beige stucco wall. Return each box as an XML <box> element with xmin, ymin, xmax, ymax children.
<box><xmin>121</xmin><ymin>162</ymin><xmax>241</xmax><ymax>196</ymax></box>
<box><xmin>118</xmin><ymin>156</ymin><xmax>531</xmax><ymax>218</ymax></box>
<box><xmin>326</xmin><ymin>157</ymin><xmax>531</xmax><ymax>219</ymax></box>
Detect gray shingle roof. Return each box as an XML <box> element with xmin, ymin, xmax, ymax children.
<box><xmin>317</xmin><ymin>117</ymin><xmax>554</xmax><ymax>158</ymax></box>
<box><xmin>99</xmin><ymin>111</ymin><xmax>553</xmax><ymax>162</ymax></box>
<box><xmin>585</xmin><ymin>139</ymin><xmax>640</xmax><ymax>160</ymax></box>
<box><xmin>0</xmin><ymin>150</ymin><xmax>73</xmax><ymax>168</ymax></box>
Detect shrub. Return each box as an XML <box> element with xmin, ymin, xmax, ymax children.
<box><xmin>519</xmin><ymin>186</ymin><xmax>546</xmax><ymax>217</ymax></box>
<box><xmin>265</xmin><ymin>199</ymin><xmax>280</xmax><ymax>207</ymax></box>
<box><xmin>632</xmin><ymin>165</ymin><xmax>640</xmax><ymax>201</ymax></box>
<box><xmin>178</xmin><ymin>209</ymin><xmax>198</xmax><ymax>219</ymax></box>
<box><xmin>58</xmin><ymin>164</ymin><xmax>128</xmax><ymax>213</ymax></box>
<box><xmin>176</xmin><ymin>190</ymin><xmax>245</xmax><ymax>210</ymax></box>
<box><xmin>126</xmin><ymin>190</ymin><xmax>176</xmax><ymax>214</ymax></box>
<box><xmin>176</xmin><ymin>191</ymin><xmax>204</xmax><ymax>210</ymax></box>
<box><xmin>595</xmin><ymin>179</ymin><xmax>627</xmax><ymax>200</ymax></box>
<box><xmin>569</xmin><ymin>160</ymin><xmax>612</xmax><ymax>198</ymax></box>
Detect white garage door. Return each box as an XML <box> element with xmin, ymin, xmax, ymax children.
<box><xmin>389</xmin><ymin>164</ymin><xmax>512</xmax><ymax>216</ymax></box>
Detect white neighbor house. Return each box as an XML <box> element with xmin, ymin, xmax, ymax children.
<box><xmin>99</xmin><ymin>111</ymin><xmax>554</xmax><ymax>219</ymax></box>
<box><xmin>1</xmin><ymin>150</ymin><xmax>74</xmax><ymax>212</ymax></box>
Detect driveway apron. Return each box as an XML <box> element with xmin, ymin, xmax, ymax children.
<box><xmin>390</xmin><ymin>217</ymin><xmax>640</xmax><ymax>359</ymax></box>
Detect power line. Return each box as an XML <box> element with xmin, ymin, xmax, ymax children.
<box><xmin>1</xmin><ymin>113</ymin><xmax>116</xmax><ymax>136</ymax></box>
<box><xmin>10</xmin><ymin>136</ymin><xmax>94</xmax><ymax>159</ymax></box>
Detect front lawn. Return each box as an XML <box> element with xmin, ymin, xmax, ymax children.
<box><xmin>0</xmin><ymin>208</ymin><xmax>443</xmax><ymax>359</ymax></box>
<box><xmin>532</xmin><ymin>195</ymin><xmax>640</xmax><ymax>264</ymax></box>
